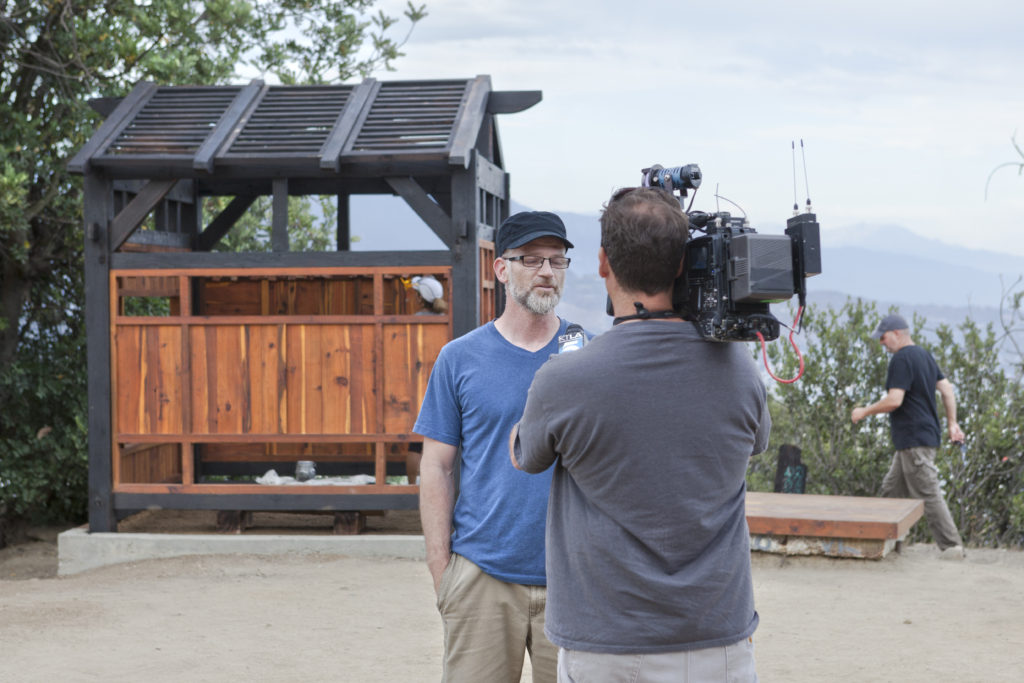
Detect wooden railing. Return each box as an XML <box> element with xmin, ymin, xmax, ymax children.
<box><xmin>110</xmin><ymin>266</ymin><xmax>452</xmax><ymax>497</ymax></box>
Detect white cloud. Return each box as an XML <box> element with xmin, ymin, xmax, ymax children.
<box><xmin>370</xmin><ymin>0</ymin><xmax>1024</xmax><ymax>257</ymax></box>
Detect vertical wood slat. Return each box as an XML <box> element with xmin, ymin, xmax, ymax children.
<box><xmin>301</xmin><ymin>325</ymin><xmax>322</xmax><ymax>433</ymax></box>
<box><xmin>285</xmin><ymin>324</ymin><xmax>303</xmax><ymax>434</ymax></box>
<box><xmin>246</xmin><ymin>324</ymin><xmax>281</xmax><ymax>433</ymax></box>
<box><xmin>119</xmin><ymin>444</ymin><xmax>182</xmax><ymax>484</ymax></box>
<box><xmin>382</xmin><ymin>323</ymin><xmax>448</xmax><ymax>433</ymax></box>
<box><xmin>179</xmin><ymin>275</ymin><xmax>193</xmax><ymax>484</ymax></box>
<box><xmin>374</xmin><ymin>273</ymin><xmax>386</xmax><ymax>486</ymax></box>
<box><xmin>151</xmin><ymin>326</ymin><xmax>179</xmax><ymax>432</ymax></box>
<box><xmin>479</xmin><ymin>238</ymin><xmax>495</xmax><ymax>322</ymax></box>
<box><xmin>322</xmin><ymin>325</ymin><xmax>347</xmax><ymax>433</ymax></box>
<box><xmin>110</xmin><ymin>272</ymin><xmax>121</xmax><ymax>487</ymax></box>
<box><xmin>189</xmin><ymin>325</ymin><xmax>209</xmax><ymax>433</ymax></box>
<box><xmin>182</xmin><ymin>442</ymin><xmax>194</xmax><ymax>487</ymax></box>
<box><xmin>115</xmin><ymin>325</ymin><xmax>182</xmax><ymax>435</ymax></box>
<box><xmin>191</xmin><ymin>325</ymin><xmax>248</xmax><ymax>434</ymax></box>
<box><xmin>239</xmin><ymin>325</ymin><xmax>252</xmax><ymax>433</ymax></box>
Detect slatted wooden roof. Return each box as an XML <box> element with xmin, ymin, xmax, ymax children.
<box><xmin>70</xmin><ymin>76</ymin><xmax>540</xmax><ymax>179</ymax></box>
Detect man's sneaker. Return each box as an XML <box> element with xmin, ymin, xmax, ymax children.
<box><xmin>939</xmin><ymin>545</ymin><xmax>965</xmax><ymax>560</ymax></box>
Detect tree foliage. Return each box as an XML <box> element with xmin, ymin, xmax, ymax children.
<box><xmin>750</xmin><ymin>296</ymin><xmax>1024</xmax><ymax>548</ymax></box>
<box><xmin>985</xmin><ymin>131</ymin><xmax>1024</xmax><ymax>200</ymax></box>
<box><xmin>0</xmin><ymin>0</ymin><xmax>424</xmax><ymax>525</ymax></box>
<box><xmin>205</xmin><ymin>195</ymin><xmax>339</xmax><ymax>253</ymax></box>
<box><xmin>922</xmin><ymin>315</ymin><xmax>1024</xmax><ymax>545</ymax></box>
<box><xmin>748</xmin><ymin>299</ymin><xmax>891</xmax><ymax>496</ymax></box>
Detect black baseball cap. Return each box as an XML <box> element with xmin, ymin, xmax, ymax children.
<box><xmin>870</xmin><ymin>314</ymin><xmax>909</xmax><ymax>340</ymax></box>
<box><xmin>496</xmin><ymin>211</ymin><xmax>573</xmax><ymax>256</ymax></box>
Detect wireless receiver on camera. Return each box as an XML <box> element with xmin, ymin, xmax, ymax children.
<box><xmin>629</xmin><ymin>163</ymin><xmax>821</xmax><ymax>343</ymax></box>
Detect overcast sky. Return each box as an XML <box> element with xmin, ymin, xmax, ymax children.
<box><xmin>370</xmin><ymin>0</ymin><xmax>1024</xmax><ymax>258</ymax></box>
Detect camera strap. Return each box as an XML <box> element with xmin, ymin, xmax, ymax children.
<box><xmin>612</xmin><ymin>302</ymin><xmax>681</xmax><ymax>326</ymax></box>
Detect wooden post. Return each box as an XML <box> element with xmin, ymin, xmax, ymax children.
<box><xmin>333</xmin><ymin>511</ymin><xmax>366</xmax><ymax>535</ymax></box>
<box><xmin>84</xmin><ymin>173</ymin><xmax>117</xmax><ymax>532</ymax></box>
<box><xmin>272</xmin><ymin>178</ymin><xmax>289</xmax><ymax>252</ymax></box>
<box><xmin>337</xmin><ymin>192</ymin><xmax>350</xmax><ymax>251</ymax></box>
<box><xmin>449</xmin><ymin>152</ymin><xmax>481</xmax><ymax>338</ymax></box>
<box><xmin>216</xmin><ymin>511</ymin><xmax>254</xmax><ymax>534</ymax></box>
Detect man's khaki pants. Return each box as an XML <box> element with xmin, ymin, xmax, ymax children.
<box><xmin>436</xmin><ymin>553</ymin><xmax>557</xmax><ymax>683</ymax></box>
<box><xmin>881</xmin><ymin>446</ymin><xmax>963</xmax><ymax>549</ymax></box>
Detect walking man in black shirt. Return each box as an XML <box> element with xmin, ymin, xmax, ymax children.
<box><xmin>851</xmin><ymin>314</ymin><xmax>966</xmax><ymax>559</ymax></box>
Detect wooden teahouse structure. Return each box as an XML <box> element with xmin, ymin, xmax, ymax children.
<box><xmin>70</xmin><ymin>76</ymin><xmax>541</xmax><ymax>532</ymax></box>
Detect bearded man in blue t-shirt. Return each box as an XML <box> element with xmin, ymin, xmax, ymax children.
<box><xmin>414</xmin><ymin>210</ymin><xmax>574</xmax><ymax>683</ymax></box>
<box><xmin>852</xmin><ymin>314</ymin><xmax>966</xmax><ymax>558</ymax></box>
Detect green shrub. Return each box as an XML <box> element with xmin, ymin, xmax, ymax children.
<box><xmin>751</xmin><ymin>296</ymin><xmax>1024</xmax><ymax>548</ymax></box>
<box><xmin>0</xmin><ymin>319</ymin><xmax>89</xmax><ymax>526</ymax></box>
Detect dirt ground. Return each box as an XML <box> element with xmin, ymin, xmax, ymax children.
<box><xmin>3</xmin><ymin>511</ymin><xmax>1024</xmax><ymax>682</ymax></box>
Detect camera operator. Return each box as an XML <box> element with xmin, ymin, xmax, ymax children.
<box><xmin>510</xmin><ymin>187</ymin><xmax>770</xmax><ymax>682</ymax></box>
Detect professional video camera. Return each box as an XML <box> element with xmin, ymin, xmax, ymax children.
<box><xmin>639</xmin><ymin>163</ymin><xmax>822</xmax><ymax>342</ymax></box>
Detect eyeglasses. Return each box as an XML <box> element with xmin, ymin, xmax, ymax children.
<box><xmin>504</xmin><ymin>255</ymin><xmax>571</xmax><ymax>269</ymax></box>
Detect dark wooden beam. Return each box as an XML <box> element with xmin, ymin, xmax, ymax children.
<box><xmin>109</xmin><ymin>179</ymin><xmax>178</xmax><ymax>251</ymax></box>
<box><xmin>475</xmin><ymin>155</ymin><xmax>507</xmax><ymax>199</ymax></box>
<box><xmin>494</xmin><ymin>170</ymin><xmax>511</xmax><ymax>318</ymax></box>
<box><xmin>386</xmin><ymin>177</ymin><xmax>455</xmax><ymax>247</ymax></box>
<box><xmin>88</xmin><ymin>96</ymin><xmax>123</xmax><ymax>118</ymax></box>
<box><xmin>88</xmin><ymin>156</ymin><xmax>454</xmax><ymax>182</ymax></box>
<box><xmin>83</xmin><ymin>174</ymin><xmax>116</xmax><ymax>532</ymax></box>
<box><xmin>487</xmin><ymin>90</ymin><xmax>543</xmax><ymax>114</ymax></box>
<box><xmin>320</xmin><ymin>79</ymin><xmax>378</xmax><ymax>172</ymax></box>
<box><xmin>112</xmin><ymin>249</ymin><xmax>452</xmax><ymax>270</ymax></box>
<box><xmin>195</xmin><ymin>194</ymin><xmax>258</xmax><ymax>251</ymax></box>
<box><xmin>68</xmin><ymin>81</ymin><xmax>158</xmax><ymax>174</ymax></box>
<box><xmin>193</xmin><ymin>79</ymin><xmax>265</xmax><ymax>173</ymax></box>
<box><xmin>449</xmin><ymin>153</ymin><xmax>481</xmax><ymax>337</ymax></box>
<box><xmin>126</xmin><ymin>230</ymin><xmax>193</xmax><ymax>250</ymax></box>
<box><xmin>448</xmin><ymin>75</ymin><xmax>492</xmax><ymax>169</ymax></box>
<box><xmin>179</xmin><ymin>181</ymin><xmax>199</xmax><ymax>236</ymax></box>
<box><xmin>337</xmin><ymin>193</ymin><xmax>351</xmax><ymax>251</ymax></box>
<box><xmin>272</xmin><ymin>178</ymin><xmax>289</xmax><ymax>252</ymax></box>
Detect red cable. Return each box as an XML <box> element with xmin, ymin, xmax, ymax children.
<box><xmin>756</xmin><ymin>306</ymin><xmax>805</xmax><ymax>384</ymax></box>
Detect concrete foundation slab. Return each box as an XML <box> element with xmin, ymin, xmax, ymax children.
<box><xmin>57</xmin><ymin>526</ymin><xmax>425</xmax><ymax>576</ymax></box>
<box><xmin>750</xmin><ymin>533</ymin><xmax>899</xmax><ymax>559</ymax></box>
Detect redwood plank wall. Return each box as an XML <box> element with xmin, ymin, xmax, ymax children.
<box><xmin>110</xmin><ymin>267</ymin><xmax>452</xmax><ymax>496</ymax></box>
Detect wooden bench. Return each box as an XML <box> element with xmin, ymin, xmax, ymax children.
<box><xmin>746</xmin><ymin>492</ymin><xmax>924</xmax><ymax>559</ymax></box>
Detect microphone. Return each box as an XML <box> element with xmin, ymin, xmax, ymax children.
<box><xmin>558</xmin><ymin>323</ymin><xmax>586</xmax><ymax>354</ymax></box>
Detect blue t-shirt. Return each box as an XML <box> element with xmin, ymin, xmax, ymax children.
<box><xmin>413</xmin><ymin>319</ymin><xmax>568</xmax><ymax>585</ymax></box>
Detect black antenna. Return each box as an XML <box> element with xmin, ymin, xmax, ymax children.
<box><xmin>791</xmin><ymin>141</ymin><xmax>799</xmax><ymax>214</ymax></box>
<box><xmin>711</xmin><ymin>192</ymin><xmax>747</xmax><ymax>218</ymax></box>
<box><xmin>800</xmin><ymin>139</ymin><xmax>812</xmax><ymax>213</ymax></box>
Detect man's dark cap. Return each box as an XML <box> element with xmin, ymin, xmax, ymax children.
<box><xmin>496</xmin><ymin>211</ymin><xmax>573</xmax><ymax>256</ymax></box>
<box><xmin>870</xmin><ymin>314</ymin><xmax>909</xmax><ymax>340</ymax></box>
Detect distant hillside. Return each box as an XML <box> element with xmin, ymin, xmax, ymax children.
<box><xmin>556</xmin><ymin>277</ymin><xmax>1014</xmax><ymax>337</ymax></box>
<box><xmin>344</xmin><ymin>194</ymin><xmax>1021</xmax><ymax>348</ymax></box>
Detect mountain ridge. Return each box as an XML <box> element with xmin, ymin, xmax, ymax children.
<box><xmin>344</xmin><ymin>195</ymin><xmax>1021</xmax><ymax>336</ymax></box>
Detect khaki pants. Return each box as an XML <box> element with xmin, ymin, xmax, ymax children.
<box><xmin>557</xmin><ymin>638</ymin><xmax>758</xmax><ymax>683</ymax></box>
<box><xmin>436</xmin><ymin>553</ymin><xmax>557</xmax><ymax>683</ymax></box>
<box><xmin>881</xmin><ymin>446</ymin><xmax>963</xmax><ymax>550</ymax></box>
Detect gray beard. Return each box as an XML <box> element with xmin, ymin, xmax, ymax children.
<box><xmin>507</xmin><ymin>277</ymin><xmax>561</xmax><ymax>315</ymax></box>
